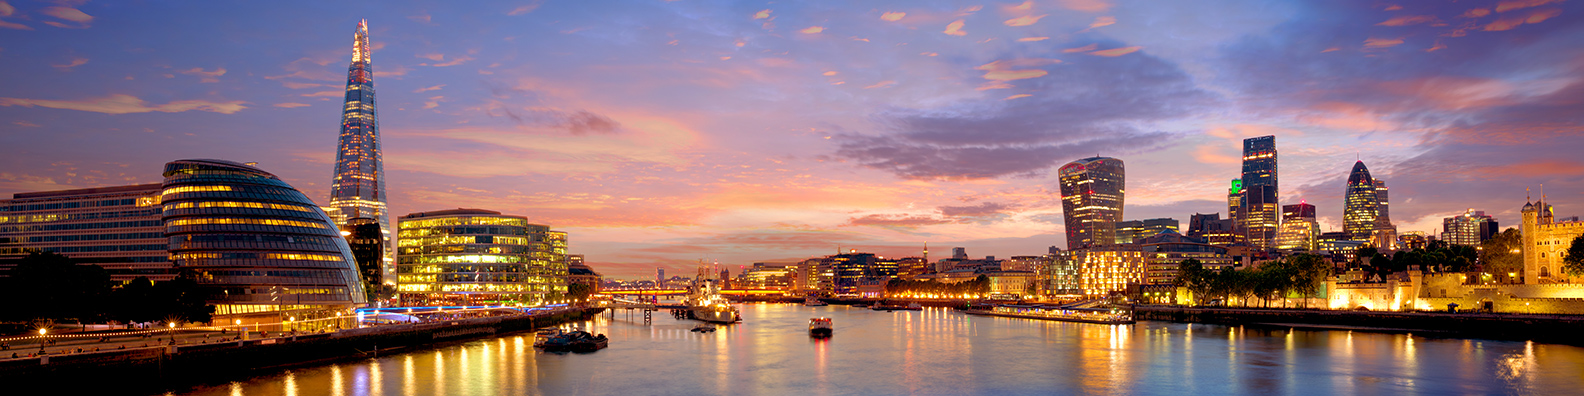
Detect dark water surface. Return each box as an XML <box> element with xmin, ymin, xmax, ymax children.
<box><xmin>166</xmin><ymin>303</ymin><xmax>1584</xmax><ymax>395</ymax></box>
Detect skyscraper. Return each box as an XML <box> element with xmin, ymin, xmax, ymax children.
<box><xmin>327</xmin><ymin>20</ymin><xmax>392</xmax><ymax>285</ymax></box>
<box><xmin>1343</xmin><ymin>161</ymin><xmax>1379</xmax><ymax>239</ymax></box>
<box><xmin>1240</xmin><ymin>136</ymin><xmax>1278</xmax><ymax>249</ymax></box>
<box><xmin>1276</xmin><ymin>202</ymin><xmax>1319</xmax><ymax>251</ymax></box>
<box><xmin>1059</xmin><ymin>157</ymin><xmax>1125</xmax><ymax>250</ymax></box>
<box><xmin>1226</xmin><ymin>179</ymin><xmax>1244</xmax><ymax>243</ymax></box>
<box><xmin>1443</xmin><ymin>210</ymin><xmax>1497</xmax><ymax>247</ymax></box>
<box><xmin>1371</xmin><ymin>179</ymin><xmax>1397</xmax><ymax>250</ymax></box>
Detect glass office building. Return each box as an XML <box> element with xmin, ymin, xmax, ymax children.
<box><xmin>163</xmin><ymin>159</ymin><xmax>367</xmax><ymax>319</ymax></box>
<box><xmin>1343</xmin><ymin>161</ymin><xmax>1380</xmax><ymax>239</ymax></box>
<box><xmin>0</xmin><ymin>184</ymin><xmax>171</xmax><ymax>282</ymax></box>
<box><xmin>1240</xmin><ymin>136</ymin><xmax>1278</xmax><ymax>249</ymax></box>
<box><xmin>396</xmin><ymin>209</ymin><xmax>568</xmax><ymax>306</ymax></box>
<box><xmin>327</xmin><ymin>20</ymin><xmax>394</xmax><ymax>285</ymax></box>
<box><xmin>1059</xmin><ymin>157</ymin><xmax>1125</xmax><ymax>250</ymax></box>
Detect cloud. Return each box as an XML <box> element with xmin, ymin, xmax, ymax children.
<box><xmin>1464</xmin><ymin>8</ymin><xmax>1493</xmax><ymax>18</ymax></box>
<box><xmin>431</xmin><ymin>56</ymin><xmax>474</xmax><ymax>67</ymax></box>
<box><xmin>0</xmin><ymin>20</ymin><xmax>29</xmax><ymax>30</ymax></box>
<box><xmin>408</xmin><ymin>14</ymin><xmax>431</xmax><ymax>24</ymax></box>
<box><xmin>1495</xmin><ymin>0</ymin><xmax>1562</xmax><ymax>13</ymax></box>
<box><xmin>556</xmin><ymin>110</ymin><xmax>621</xmax><ymax>135</ymax></box>
<box><xmin>848</xmin><ymin>214</ymin><xmax>951</xmax><ymax>228</ymax></box>
<box><xmin>1377</xmin><ymin>15</ymin><xmax>1438</xmax><ymax>26</ymax></box>
<box><xmin>301</xmin><ymin>90</ymin><xmax>343</xmax><ymax>98</ymax></box>
<box><xmin>1483</xmin><ymin>9</ymin><xmax>1562</xmax><ymax>31</ymax></box>
<box><xmin>1063</xmin><ymin>44</ymin><xmax>1098</xmax><ymax>53</ymax></box>
<box><xmin>1087</xmin><ymin>16</ymin><xmax>1116</xmax><ymax>29</ymax></box>
<box><xmin>976</xmin><ymin>58</ymin><xmax>1060</xmax><ymax>81</ymax></box>
<box><xmin>753</xmin><ymin>9</ymin><xmax>771</xmax><ymax>19</ymax></box>
<box><xmin>940</xmin><ymin>202</ymin><xmax>1016</xmax><ymax>217</ymax></box>
<box><xmin>485</xmin><ymin>105</ymin><xmax>623</xmax><ymax>135</ymax></box>
<box><xmin>281</xmin><ymin>82</ymin><xmax>323</xmax><ymax>89</ymax></box>
<box><xmin>0</xmin><ymin>94</ymin><xmax>246</xmax><ymax>114</ymax></box>
<box><xmin>1089</xmin><ymin>46</ymin><xmax>1142</xmax><ymax>56</ymax></box>
<box><xmin>1362</xmin><ymin>37</ymin><xmax>1404</xmax><ymax>48</ymax></box>
<box><xmin>40</xmin><ymin>6</ymin><xmax>91</xmax><ymax>28</ymax></box>
<box><xmin>863</xmin><ymin>80</ymin><xmax>896</xmax><ymax>89</ymax></box>
<box><xmin>1056</xmin><ymin>0</ymin><xmax>1112</xmax><ymax>12</ymax></box>
<box><xmin>13</xmin><ymin>121</ymin><xmax>39</xmax><ymax>127</ymax></box>
<box><xmin>943</xmin><ymin>20</ymin><xmax>966</xmax><ymax>36</ymax></box>
<box><xmin>880</xmin><ymin>12</ymin><xmax>905</xmax><ymax>22</ymax></box>
<box><xmin>507</xmin><ymin>1</ymin><xmax>543</xmax><ymax>15</ymax></box>
<box><xmin>418</xmin><ymin>53</ymin><xmax>445</xmax><ymax>61</ymax></box>
<box><xmin>52</xmin><ymin>57</ymin><xmax>87</xmax><ymax>69</ymax></box>
<box><xmin>179</xmin><ymin>67</ymin><xmax>226</xmax><ymax>83</ymax></box>
<box><xmin>800</xmin><ymin>26</ymin><xmax>823</xmax><ymax>34</ymax></box>
<box><xmin>273</xmin><ymin>102</ymin><xmax>310</xmax><ymax>108</ymax></box>
<box><xmin>413</xmin><ymin>84</ymin><xmax>446</xmax><ymax>93</ymax></box>
<box><xmin>1018</xmin><ymin>37</ymin><xmax>1050</xmax><ymax>42</ymax></box>
<box><xmin>266</xmin><ymin>57</ymin><xmax>339</xmax><ymax>81</ymax></box>
<box><xmin>0</xmin><ymin>2</ymin><xmax>13</xmax><ymax>17</ymax></box>
<box><xmin>423</xmin><ymin>95</ymin><xmax>444</xmax><ymax>109</ymax></box>
<box><xmin>1004</xmin><ymin>94</ymin><xmax>1032</xmax><ymax>100</ymax></box>
<box><xmin>1007</xmin><ymin>1</ymin><xmax>1034</xmax><ymax>12</ymax></box>
<box><xmin>1004</xmin><ymin>15</ymin><xmax>1047</xmax><ymax>27</ymax></box>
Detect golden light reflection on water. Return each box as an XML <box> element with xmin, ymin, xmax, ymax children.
<box><xmin>283</xmin><ymin>371</ymin><xmax>296</xmax><ymax>396</ymax></box>
<box><xmin>330</xmin><ymin>365</ymin><xmax>344</xmax><ymax>396</ymax></box>
<box><xmin>402</xmin><ymin>355</ymin><xmax>414</xmax><ymax>396</ymax></box>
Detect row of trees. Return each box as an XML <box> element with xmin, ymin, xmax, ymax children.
<box><xmin>885</xmin><ymin>275</ymin><xmax>991</xmax><ymax>297</ymax></box>
<box><xmin>1175</xmin><ymin>254</ymin><xmax>1331</xmax><ymax>308</ymax></box>
<box><xmin>0</xmin><ymin>251</ymin><xmax>212</xmax><ymax>324</ymax></box>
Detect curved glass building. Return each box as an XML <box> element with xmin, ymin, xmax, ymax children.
<box><xmin>162</xmin><ymin>159</ymin><xmax>366</xmax><ymax>324</ymax></box>
<box><xmin>396</xmin><ymin>209</ymin><xmax>567</xmax><ymax>306</ymax></box>
<box><xmin>1059</xmin><ymin>157</ymin><xmax>1125</xmax><ymax>250</ymax></box>
<box><xmin>1343</xmin><ymin>161</ymin><xmax>1379</xmax><ymax>240</ymax></box>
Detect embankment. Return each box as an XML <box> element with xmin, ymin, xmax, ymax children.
<box><xmin>1136</xmin><ymin>306</ymin><xmax>1584</xmax><ymax>344</ymax></box>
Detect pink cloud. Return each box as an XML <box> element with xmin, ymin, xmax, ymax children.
<box><xmin>0</xmin><ymin>94</ymin><xmax>246</xmax><ymax>115</ymax></box>
<box><xmin>1483</xmin><ymin>9</ymin><xmax>1562</xmax><ymax>31</ymax></box>
<box><xmin>40</xmin><ymin>6</ymin><xmax>92</xmax><ymax>28</ymax></box>
<box><xmin>432</xmin><ymin>56</ymin><xmax>475</xmax><ymax>67</ymax></box>
<box><xmin>1089</xmin><ymin>46</ymin><xmax>1142</xmax><ymax>56</ymax></box>
<box><xmin>1495</xmin><ymin>0</ymin><xmax>1561</xmax><ymax>13</ymax></box>
<box><xmin>943</xmin><ymin>20</ymin><xmax>966</xmax><ymax>36</ymax></box>
<box><xmin>863</xmin><ymin>81</ymin><xmax>896</xmax><ymax>89</ymax></box>
<box><xmin>1377</xmin><ymin>15</ymin><xmax>1437</xmax><ymax>26</ymax></box>
<box><xmin>1004</xmin><ymin>14</ymin><xmax>1047</xmax><ymax>27</ymax></box>
<box><xmin>1017</xmin><ymin>37</ymin><xmax>1050</xmax><ymax>42</ymax></box>
<box><xmin>1004</xmin><ymin>94</ymin><xmax>1032</xmax><ymax>100</ymax></box>
<box><xmin>179</xmin><ymin>67</ymin><xmax>226</xmax><ymax>83</ymax></box>
<box><xmin>52</xmin><ymin>57</ymin><xmax>87</xmax><ymax>69</ymax></box>
<box><xmin>800</xmin><ymin>26</ymin><xmax>823</xmax><ymax>34</ymax></box>
<box><xmin>1362</xmin><ymin>37</ymin><xmax>1404</xmax><ymax>49</ymax></box>
<box><xmin>1063</xmin><ymin>43</ymin><xmax>1098</xmax><ymax>53</ymax></box>
<box><xmin>753</xmin><ymin>9</ymin><xmax>771</xmax><ymax>19</ymax></box>
<box><xmin>508</xmin><ymin>1</ymin><xmax>543</xmax><ymax>16</ymax></box>
<box><xmin>1056</xmin><ymin>0</ymin><xmax>1112</xmax><ymax>12</ymax></box>
<box><xmin>273</xmin><ymin>102</ymin><xmax>311</xmax><ymax>108</ymax></box>
<box><xmin>1087</xmin><ymin>16</ymin><xmax>1116</xmax><ymax>29</ymax></box>
<box><xmin>880</xmin><ymin>11</ymin><xmax>905</xmax><ymax>21</ymax></box>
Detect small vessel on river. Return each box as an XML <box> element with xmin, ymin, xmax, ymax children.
<box><xmin>691</xmin><ymin>323</ymin><xmax>717</xmax><ymax>333</ymax></box>
<box><xmin>534</xmin><ymin>329</ymin><xmax>609</xmax><ymax>352</ymax></box>
<box><xmin>871</xmin><ymin>302</ymin><xmax>923</xmax><ymax>311</ymax></box>
<box><xmin>809</xmin><ymin>318</ymin><xmax>833</xmax><ymax>338</ymax></box>
<box><xmin>961</xmin><ymin>303</ymin><xmax>1134</xmax><ymax>325</ymax></box>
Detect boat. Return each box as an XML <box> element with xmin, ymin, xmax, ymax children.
<box><xmin>691</xmin><ymin>323</ymin><xmax>716</xmax><ymax>333</ymax></box>
<box><xmin>534</xmin><ymin>330</ymin><xmax>609</xmax><ymax>352</ymax></box>
<box><xmin>871</xmin><ymin>301</ymin><xmax>923</xmax><ymax>311</ymax></box>
<box><xmin>808</xmin><ymin>318</ymin><xmax>832</xmax><ymax>338</ymax></box>
<box><xmin>960</xmin><ymin>303</ymin><xmax>1134</xmax><ymax>325</ymax></box>
<box><xmin>804</xmin><ymin>294</ymin><xmax>828</xmax><ymax>306</ymax></box>
<box><xmin>683</xmin><ymin>276</ymin><xmax>741</xmax><ymax>324</ymax></box>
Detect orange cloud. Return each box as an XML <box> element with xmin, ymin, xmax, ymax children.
<box><xmin>0</xmin><ymin>20</ymin><xmax>29</xmax><ymax>30</ymax></box>
<box><xmin>52</xmin><ymin>57</ymin><xmax>87</xmax><ymax>69</ymax></box>
<box><xmin>40</xmin><ymin>6</ymin><xmax>92</xmax><ymax>28</ymax></box>
<box><xmin>753</xmin><ymin>9</ymin><xmax>771</xmax><ymax>19</ymax></box>
<box><xmin>301</xmin><ymin>91</ymin><xmax>343</xmax><ymax>98</ymax></box>
<box><xmin>982</xmin><ymin>70</ymin><xmax>1048</xmax><ymax>80</ymax></box>
<box><xmin>1427</xmin><ymin>42</ymin><xmax>1447</xmax><ymax>52</ymax></box>
<box><xmin>418</xmin><ymin>53</ymin><xmax>445</xmax><ymax>61</ymax></box>
<box><xmin>1495</xmin><ymin>0</ymin><xmax>1561</xmax><ymax>13</ymax></box>
<box><xmin>273</xmin><ymin>103</ymin><xmax>311</xmax><ymax>108</ymax></box>
<box><xmin>1192</xmin><ymin>144</ymin><xmax>1238</xmax><ymax>164</ymax></box>
<box><xmin>1384</xmin><ymin>4</ymin><xmax>1403</xmax><ymax>11</ymax></box>
<box><xmin>1463</xmin><ymin>8</ymin><xmax>1492</xmax><ymax>17</ymax></box>
<box><xmin>880</xmin><ymin>11</ymin><xmax>905</xmax><ymax>21</ymax></box>
<box><xmin>975</xmin><ymin>59</ymin><xmax>1060</xmax><ymax>81</ymax></box>
<box><xmin>413</xmin><ymin>84</ymin><xmax>446</xmax><ymax>93</ymax></box>
<box><xmin>179</xmin><ymin>67</ymin><xmax>226</xmax><ymax>83</ymax></box>
<box><xmin>1008</xmin><ymin>1</ymin><xmax>1034</xmax><ymax>11</ymax></box>
<box><xmin>1363</xmin><ymin>37</ymin><xmax>1404</xmax><ymax>49</ymax></box>
<box><xmin>1004</xmin><ymin>14</ymin><xmax>1048</xmax><ymax>27</ymax></box>
<box><xmin>1004</xmin><ymin>94</ymin><xmax>1032</xmax><ymax>100</ymax></box>
<box><xmin>976</xmin><ymin>82</ymin><xmax>1013</xmax><ymax>90</ymax></box>
<box><xmin>800</xmin><ymin>26</ymin><xmax>824</xmax><ymax>34</ymax></box>
<box><xmin>1056</xmin><ymin>0</ymin><xmax>1112</xmax><ymax>12</ymax></box>
<box><xmin>863</xmin><ymin>81</ymin><xmax>896</xmax><ymax>89</ymax></box>
<box><xmin>822</xmin><ymin>71</ymin><xmax>838</xmax><ymax>76</ymax></box>
<box><xmin>1380</xmin><ymin>76</ymin><xmax>1572</xmax><ymax>110</ymax></box>
<box><xmin>1484</xmin><ymin>8</ymin><xmax>1562</xmax><ymax>30</ymax></box>
<box><xmin>1088</xmin><ymin>16</ymin><xmax>1116</xmax><ymax>29</ymax></box>
<box><xmin>281</xmin><ymin>82</ymin><xmax>323</xmax><ymax>89</ymax></box>
<box><xmin>0</xmin><ymin>94</ymin><xmax>246</xmax><ymax>114</ymax></box>
<box><xmin>1017</xmin><ymin>37</ymin><xmax>1050</xmax><ymax>42</ymax></box>
<box><xmin>1377</xmin><ymin>15</ymin><xmax>1437</xmax><ymax>26</ymax></box>
<box><xmin>1089</xmin><ymin>46</ymin><xmax>1141</xmax><ymax>56</ymax></box>
<box><xmin>1062</xmin><ymin>43</ymin><xmax>1098</xmax><ymax>53</ymax></box>
<box><xmin>432</xmin><ymin>56</ymin><xmax>474</xmax><ymax>67</ymax></box>
<box><xmin>507</xmin><ymin>1</ymin><xmax>542</xmax><ymax>16</ymax></box>
<box><xmin>944</xmin><ymin>20</ymin><xmax>966</xmax><ymax>36</ymax></box>
<box><xmin>1475</xmin><ymin>160</ymin><xmax>1584</xmax><ymax>179</ymax></box>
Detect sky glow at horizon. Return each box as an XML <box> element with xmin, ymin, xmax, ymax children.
<box><xmin>2</xmin><ymin>0</ymin><xmax>1582</xmax><ymax>278</ymax></box>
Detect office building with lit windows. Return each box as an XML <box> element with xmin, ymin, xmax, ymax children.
<box><xmin>327</xmin><ymin>20</ymin><xmax>394</xmax><ymax>285</ymax></box>
<box><xmin>1114</xmin><ymin>218</ymin><xmax>1179</xmax><ymax>244</ymax></box>
<box><xmin>1239</xmin><ymin>136</ymin><xmax>1279</xmax><ymax>249</ymax></box>
<box><xmin>1059</xmin><ymin>157</ymin><xmax>1125</xmax><ymax>250</ymax></box>
<box><xmin>162</xmin><ymin>159</ymin><xmax>367</xmax><ymax>321</ymax></box>
<box><xmin>0</xmin><ymin>184</ymin><xmax>171</xmax><ymax>282</ymax></box>
<box><xmin>395</xmin><ymin>209</ymin><xmax>568</xmax><ymax>306</ymax></box>
<box><xmin>1443</xmin><ymin>209</ymin><xmax>1498</xmax><ymax>247</ymax></box>
<box><xmin>1073</xmin><ymin>244</ymin><xmax>1144</xmax><ymax>297</ymax></box>
<box><xmin>1276</xmin><ymin>202</ymin><xmax>1319</xmax><ymax>251</ymax></box>
<box><xmin>1371</xmin><ymin>179</ymin><xmax>1397</xmax><ymax>250</ymax></box>
<box><xmin>1343</xmin><ymin>161</ymin><xmax>1380</xmax><ymax>240</ymax></box>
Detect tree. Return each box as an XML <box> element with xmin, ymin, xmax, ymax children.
<box><xmin>1563</xmin><ymin>234</ymin><xmax>1584</xmax><ymax>277</ymax></box>
<box><xmin>0</xmin><ymin>251</ymin><xmax>111</xmax><ymax>322</ymax></box>
<box><xmin>567</xmin><ymin>283</ymin><xmax>594</xmax><ymax>301</ymax></box>
<box><xmin>1174</xmin><ymin>259</ymin><xmax>1211</xmax><ymax>305</ymax></box>
<box><xmin>1481</xmin><ymin>228</ymin><xmax>1523</xmax><ymax>282</ymax></box>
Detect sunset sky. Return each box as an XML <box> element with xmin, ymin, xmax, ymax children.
<box><xmin>2</xmin><ymin>0</ymin><xmax>1581</xmax><ymax>278</ymax></box>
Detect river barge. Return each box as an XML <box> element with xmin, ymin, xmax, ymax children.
<box><xmin>961</xmin><ymin>304</ymin><xmax>1134</xmax><ymax>325</ymax></box>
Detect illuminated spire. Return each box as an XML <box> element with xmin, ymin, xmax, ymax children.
<box><xmin>352</xmin><ymin>19</ymin><xmax>370</xmax><ymax>64</ymax></box>
<box><xmin>329</xmin><ymin>19</ymin><xmax>390</xmax><ymax>288</ymax></box>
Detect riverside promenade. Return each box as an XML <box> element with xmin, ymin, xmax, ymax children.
<box><xmin>0</xmin><ymin>306</ymin><xmax>602</xmax><ymax>391</ymax></box>
<box><xmin>1136</xmin><ymin>305</ymin><xmax>1584</xmax><ymax>344</ymax></box>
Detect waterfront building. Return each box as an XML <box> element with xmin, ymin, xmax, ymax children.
<box><xmin>395</xmin><ymin>209</ymin><xmax>567</xmax><ymax>306</ymax></box>
<box><xmin>896</xmin><ymin>257</ymin><xmax>930</xmax><ymax>279</ymax></box>
<box><xmin>1058</xmin><ymin>157</ymin><xmax>1125</xmax><ymax>250</ymax></box>
<box><xmin>1035</xmin><ymin>251</ymin><xmax>1081</xmax><ymax>298</ymax></box>
<box><xmin>741</xmin><ymin>262</ymin><xmax>795</xmax><ymax>289</ymax></box>
<box><xmin>1521</xmin><ymin>198</ymin><xmax>1584</xmax><ymax>284</ymax></box>
<box><xmin>984</xmin><ymin>270</ymin><xmax>1036</xmax><ymax>296</ymax></box>
<box><xmin>656</xmin><ymin>268</ymin><xmax>664</xmax><ymax>283</ymax></box>
<box><xmin>0</xmin><ymin>183</ymin><xmax>170</xmax><ymax>282</ymax></box>
<box><xmin>1003</xmin><ymin>255</ymin><xmax>1046</xmax><ymax>272</ymax></box>
<box><xmin>1114</xmin><ymin>218</ymin><xmax>1179</xmax><ymax>244</ymax></box>
<box><xmin>826</xmin><ymin>252</ymin><xmax>879</xmax><ymax>295</ymax></box>
<box><xmin>1443</xmin><ymin>210</ymin><xmax>1498</xmax><ymax>247</ymax></box>
<box><xmin>1073</xmin><ymin>244</ymin><xmax>1144</xmax><ymax>297</ymax></box>
<box><xmin>1140</xmin><ymin>232</ymin><xmax>1237</xmax><ymax>285</ymax></box>
<box><xmin>1275</xmin><ymin>203</ymin><xmax>1319</xmax><ymax>251</ymax></box>
<box><xmin>1239</xmin><ymin>136</ymin><xmax>1279</xmax><ymax>249</ymax></box>
<box><xmin>326</xmin><ymin>20</ymin><xmax>394</xmax><ymax>285</ymax></box>
<box><xmin>567</xmin><ymin>260</ymin><xmax>602</xmax><ymax>292</ymax></box>
<box><xmin>162</xmin><ymin>159</ymin><xmax>367</xmax><ymax>321</ymax></box>
<box><xmin>1343</xmin><ymin>161</ymin><xmax>1380</xmax><ymax>239</ymax></box>
<box><xmin>341</xmin><ymin>217</ymin><xmax>386</xmax><ymax>304</ymax></box>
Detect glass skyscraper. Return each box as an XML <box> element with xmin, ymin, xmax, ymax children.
<box><xmin>1239</xmin><ymin>136</ymin><xmax>1278</xmax><ymax>249</ymax></box>
<box><xmin>163</xmin><ymin>159</ymin><xmax>367</xmax><ymax>320</ymax></box>
<box><xmin>1343</xmin><ymin>161</ymin><xmax>1380</xmax><ymax>239</ymax></box>
<box><xmin>327</xmin><ymin>20</ymin><xmax>392</xmax><ymax>286</ymax></box>
<box><xmin>1058</xmin><ymin>157</ymin><xmax>1125</xmax><ymax>250</ymax></box>
<box><xmin>395</xmin><ymin>209</ymin><xmax>568</xmax><ymax>306</ymax></box>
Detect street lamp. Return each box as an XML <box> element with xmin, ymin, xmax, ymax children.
<box><xmin>37</xmin><ymin>328</ymin><xmax>45</xmax><ymax>355</ymax></box>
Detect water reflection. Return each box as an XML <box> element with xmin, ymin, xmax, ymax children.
<box><xmin>166</xmin><ymin>305</ymin><xmax>1584</xmax><ymax>396</ymax></box>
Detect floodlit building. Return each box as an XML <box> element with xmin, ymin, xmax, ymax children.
<box><xmin>0</xmin><ymin>183</ymin><xmax>170</xmax><ymax>282</ymax></box>
<box><xmin>1522</xmin><ymin>198</ymin><xmax>1584</xmax><ymax>284</ymax></box>
<box><xmin>1343</xmin><ymin>161</ymin><xmax>1380</xmax><ymax>240</ymax></box>
<box><xmin>1114</xmin><ymin>218</ymin><xmax>1180</xmax><ymax>244</ymax></box>
<box><xmin>1239</xmin><ymin>136</ymin><xmax>1279</xmax><ymax>249</ymax></box>
<box><xmin>1074</xmin><ymin>244</ymin><xmax>1144</xmax><ymax>297</ymax></box>
<box><xmin>1036</xmin><ymin>251</ymin><xmax>1081</xmax><ymax>298</ymax></box>
<box><xmin>1059</xmin><ymin>157</ymin><xmax>1125</xmax><ymax>249</ymax></box>
<box><xmin>395</xmin><ymin>209</ymin><xmax>568</xmax><ymax>306</ymax></box>
<box><xmin>1275</xmin><ymin>203</ymin><xmax>1319</xmax><ymax>251</ymax></box>
<box><xmin>162</xmin><ymin>159</ymin><xmax>367</xmax><ymax>322</ymax></box>
<box><xmin>326</xmin><ymin>20</ymin><xmax>394</xmax><ymax>285</ymax></box>
<box><xmin>1443</xmin><ymin>209</ymin><xmax>1498</xmax><ymax>247</ymax></box>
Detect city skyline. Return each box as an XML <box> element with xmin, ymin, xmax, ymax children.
<box><xmin>3</xmin><ymin>1</ymin><xmax>1583</xmax><ymax>277</ymax></box>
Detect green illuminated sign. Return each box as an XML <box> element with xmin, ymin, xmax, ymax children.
<box><xmin>1230</xmin><ymin>179</ymin><xmax>1243</xmax><ymax>194</ymax></box>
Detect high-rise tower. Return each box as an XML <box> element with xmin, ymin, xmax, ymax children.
<box><xmin>1240</xmin><ymin>136</ymin><xmax>1278</xmax><ymax>249</ymax></box>
<box><xmin>1343</xmin><ymin>161</ymin><xmax>1378</xmax><ymax>239</ymax></box>
<box><xmin>1059</xmin><ymin>157</ymin><xmax>1125</xmax><ymax>250</ymax></box>
<box><xmin>328</xmin><ymin>20</ymin><xmax>392</xmax><ymax>285</ymax></box>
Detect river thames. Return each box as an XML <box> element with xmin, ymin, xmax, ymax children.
<box><xmin>166</xmin><ymin>303</ymin><xmax>1584</xmax><ymax>395</ymax></box>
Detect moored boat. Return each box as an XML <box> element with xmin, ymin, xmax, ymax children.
<box><xmin>691</xmin><ymin>323</ymin><xmax>717</xmax><ymax>333</ymax></box>
<box><xmin>535</xmin><ymin>330</ymin><xmax>609</xmax><ymax>352</ymax></box>
<box><xmin>809</xmin><ymin>317</ymin><xmax>833</xmax><ymax>338</ymax></box>
<box><xmin>960</xmin><ymin>303</ymin><xmax>1134</xmax><ymax>325</ymax></box>
<box><xmin>871</xmin><ymin>302</ymin><xmax>923</xmax><ymax>311</ymax></box>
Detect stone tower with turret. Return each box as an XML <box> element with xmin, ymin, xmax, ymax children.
<box><xmin>1522</xmin><ymin>195</ymin><xmax>1584</xmax><ymax>284</ymax></box>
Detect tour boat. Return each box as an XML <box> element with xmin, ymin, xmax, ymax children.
<box><xmin>809</xmin><ymin>318</ymin><xmax>833</xmax><ymax>338</ymax></box>
<box><xmin>960</xmin><ymin>304</ymin><xmax>1134</xmax><ymax>325</ymax></box>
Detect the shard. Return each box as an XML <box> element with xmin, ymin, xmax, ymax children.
<box><xmin>327</xmin><ymin>20</ymin><xmax>392</xmax><ymax>287</ymax></box>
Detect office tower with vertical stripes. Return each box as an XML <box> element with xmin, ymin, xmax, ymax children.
<box><xmin>327</xmin><ymin>20</ymin><xmax>392</xmax><ymax>286</ymax></box>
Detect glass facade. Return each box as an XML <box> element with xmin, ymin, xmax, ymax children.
<box><xmin>0</xmin><ymin>184</ymin><xmax>172</xmax><ymax>282</ymax></box>
<box><xmin>342</xmin><ymin>217</ymin><xmax>386</xmax><ymax>304</ymax></box>
<box><xmin>395</xmin><ymin>209</ymin><xmax>568</xmax><ymax>306</ymax></box>
<box><xmin>1114</xmin><ymin>218</ymin><xmax>1179</xmax><ymax>244</ymax></box>
<box><xmin>1443</xmin><ymin>209</ymin><xmax>1497</xmax><ymax>247</ymax></box>
<box><xmin>1276</xmin><ymin>203</ymin><xmax>1319</xmax><ymax>250</ymax></box>
<box><xmin>328</xmin><ymin>20</ymin><xmax>393</xmax><ymax>285</ymax></box>
<box><xmin>163</xmin><ymin>159</ymin><xmax>368</xmax><ymax>314</ymax></box>
<box><xmin>1059</xmin><ymin>157</ymin><xmax>1124</xmax><ymax>250</ymax></box>
<box><xmin>1240</xmin><ymin>136</ymin><xmax>1278</xmax><ymax>249</ymax></box>
<box><xmin>1343</xmin><ymin>161</ymin><xmax>1379</xmax><ymax>239</ymax></box>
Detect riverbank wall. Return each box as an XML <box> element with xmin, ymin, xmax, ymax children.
<box><xmin>0</xmin><ymin>307</ymin><xmax>602</xmax><ymax>392</ymax></box>
<box><xmin>1136</xmin><ymin>305</ymin><xmax>1584</xmax><ymax>344</ymax></box>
